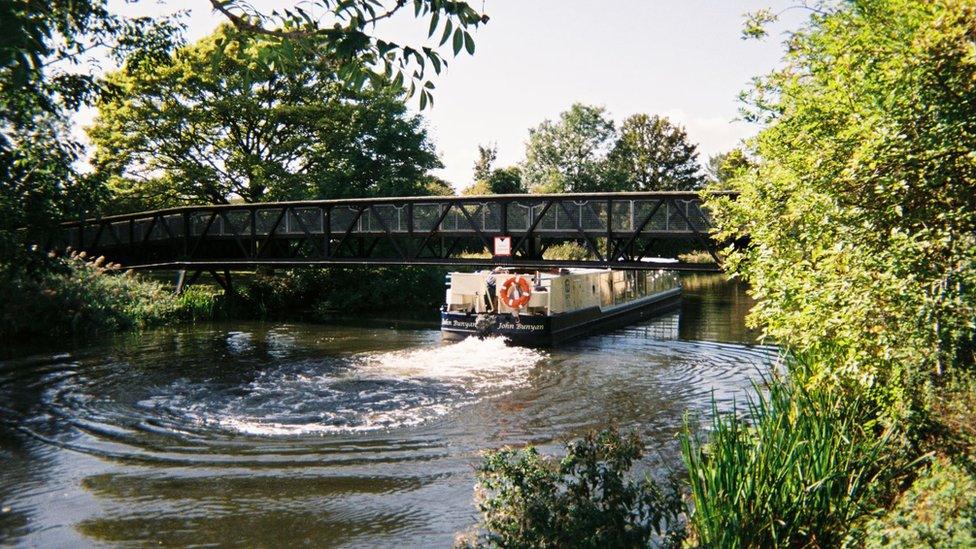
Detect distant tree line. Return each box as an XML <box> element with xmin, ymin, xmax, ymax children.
<box><xmin>462</xmin><ymin>103</ymin><xmax>746</xmax><ymax>196</ymax></box>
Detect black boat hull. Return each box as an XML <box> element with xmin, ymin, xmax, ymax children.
<box><xmin>441</xmin><ymin>287</ymin><xmax>682</xmax><ymax>346</ymax></box>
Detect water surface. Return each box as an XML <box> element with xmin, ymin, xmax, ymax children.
<box><xmin>0</xmin><ymin>274</ymin><xmax>774</xmax><ymax>547</ymax></box>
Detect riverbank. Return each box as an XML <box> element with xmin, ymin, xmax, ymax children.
<box><xmin>0</xmin><ymin>250</ymin><xmax>448</xmax><ymax>343</ymax></box>
<box><xmin>0</xmin><ymin>252</ymin><xmax>219</xmax><ymax>342</ymax></box>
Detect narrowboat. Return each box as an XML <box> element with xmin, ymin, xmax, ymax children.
<box><xmin>440</xmin><ymin>268</ymin><xmax>682</xmax><ymax>346</ymax></box>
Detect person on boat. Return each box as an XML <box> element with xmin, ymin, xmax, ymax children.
<box><xmin>485</xmin><ymin>267</ymin><xmax>505</xmax><ymax>311</ymax></box>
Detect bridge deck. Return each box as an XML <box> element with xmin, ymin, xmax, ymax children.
<box><xmin>54</xmin><ymin>192</ymin><xmax>732</xmax><ymax>272</ymax></box>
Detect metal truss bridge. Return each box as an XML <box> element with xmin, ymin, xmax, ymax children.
<box><xmin>55</xmin><ymin>192</ymin><xmax>733</xmax><ymax>277</ymax></box>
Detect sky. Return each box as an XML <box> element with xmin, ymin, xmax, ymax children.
<box><xmin>78</xmin><ymin>0</ymin><xmax>803</xmax><ymax>191</ymax></box>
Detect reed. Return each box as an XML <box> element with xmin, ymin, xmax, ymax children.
<box><xmin>680</xmin><ymin>358</ymin><xmax>905</xmax><ymax>547</ymax></box>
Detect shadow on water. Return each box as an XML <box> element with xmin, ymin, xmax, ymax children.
<box><xmin>0</xmin><ymin>273</ymin><xmax>777</xmax><ymax>547</ymax></box>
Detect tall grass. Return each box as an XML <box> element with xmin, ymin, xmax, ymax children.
<box><xmin>0</xmin><ymin>252</ymin><xmax>224</xmax><ymax>340</ymax></box>
<box><xmin>680</xmin><ymin>361</ymin><xmax>908</xmax><ymax>547</ymax></box>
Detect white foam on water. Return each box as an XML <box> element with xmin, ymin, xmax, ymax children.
<box><xmin>208</xmin><ymin>337</ymin><xmax>547</xmax><ymax>436</ymax></box>
<box><xmin>357</xmin><ymin>336</ymin><xmax>545</xmax><ymax>386</ymax></box>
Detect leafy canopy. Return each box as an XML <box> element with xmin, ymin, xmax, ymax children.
<box><xmin>522</xmin><ymin>104</ymin><xmax>705</xmax><ymax>193</ymax></box>
<box><xmin>708</xmin><ymin>0</ymin><xmax>976</xmax><ymax>413</ymax></box>
<box><xmin>522</xmin><ymin>103</ymin><xmax>618</xmax><ymax>193</ymax></box>
<box><xmin>0</xmin><ymin>1</ymin><xmax>182</xmax><ymax>268</ymax></box>
<box><xmin>464</xmin><ymin>143</ymin><xmax>525</xmax><ymax>195</ymax></box>
<box><xmin>89</xmin><ymin>24</ymin><xmax>442</xmax><ymax>209</ymax></box>
<box><xmin>209</xmin><ymin>0</ymin><xmax>487</xmax><ymax>110</ymax></box>
<box><xmin>609</xmin><ymin>114</ymin><xmax>705</xmax><ymax>191</ymax></box>
<box><xmin>705</xmin><ymin>148</ymin><xmax>753</xmax><ymax>186</ymax></box>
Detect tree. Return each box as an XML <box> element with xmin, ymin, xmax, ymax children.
<box><xmin>209</xmin><ymin>1</ymin><xmax>487</xmax><ymax>111</ymax></box>
<box><xmin>609</xmin><ymin>114</ymin><xmax>704</xmax><ymax>191</ymax></box>
<box><xmin>462</xmin><ymin>166</ymin><xmax>524</xmax><ymax>195</ymax></box>
<box><xmin>423</xmin><ymin>175</ymin><xmax>455</xmax><ymax>196</ymax></box>
<box><xmin>487</xmin><ymin>166</ymin><xmax>524</xmax><ymax>194</ymax></box>
<box><xmin>521</xmin><ymin>103</ymin><xmax>617</xmax><ymax>193</ymax></box>
<box><xmin>707</xmin><ymin>0</ymin><xmax>976</xmax><ymax>414</ymax></box>
<box><xmin>706</xmin><ymin>148</ymin><xmax>753</xmax><ymax>186</ymax></box>
<box><xmin>473</xmin><ymin>143</ymin><xmax>497</xmax><ymax>183</ymax></box>
<box><xmin>89</xmin><ymin>25</ymin><xmax>442</xmax><ymax>210</ymax></box>
<box><xmin>0</xmin><ymin>1</ymin><xmax>181</xmax><ymax>266</ymax></box>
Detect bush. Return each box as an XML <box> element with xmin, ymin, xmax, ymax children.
<box><xmin>234</xmin><ymin>266</ymin><xmax>447</xmax><ymax>319</ymax></box>
<box><xmin>863</xmin><ymin>458</ymin><xmax>976</xmax><ymax>548</ymax></box>
<box><xmin>680</xmin><ymin>357</ymin><xmax>906</xmax><ymax>548</ymax></box>
<box><xmin>462</xmin><ymin>429</ymin><xmax>684</xmax><ymax>548</ymax></box>
<box><xmin>706</xmin><ymin>0</ymin><xmax>976</xmax><ymax>416</ymax></box>
<box><xmin>0</xmin><ymin>251</ymin><xmax>222</xmax><ymax>340</ymax></box>
<box><xmin>174</xmin><ymin>285</ymin><xmax>225</xmax><ymax>322</ymax></box>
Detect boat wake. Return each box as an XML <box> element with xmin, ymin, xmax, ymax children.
<box><xmin>203</xmin><ymin>336</ymin><xmax>546</xmax><ymax>435</ymax></box>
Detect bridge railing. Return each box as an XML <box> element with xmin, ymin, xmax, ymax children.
<box><xmin>56</xmin><ymin>191</ymin><xmax>735</xmax><ymax>270</ymax></box>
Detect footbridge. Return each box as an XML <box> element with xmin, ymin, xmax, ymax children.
<box><xmin>54</xmin><ymin>192</ymin><xmax>733</xmax><ymax>277</ymax></box>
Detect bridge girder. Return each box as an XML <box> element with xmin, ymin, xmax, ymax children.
<box><xmin>52</xmin><ymin>192</ymin><xmax>735</xmax><ymax>272</ymax></box>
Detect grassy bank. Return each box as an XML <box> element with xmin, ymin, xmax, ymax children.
<box><xmin>0</xmin><ymin>250</ymin><xmax>449</xmax><ymax>343</ymax></box>
<box><xmin>464</xmin><ymin>359</ymin><xmax>976</xmax><ymax>548</ymax></box>
<box><xmin>0</xmin><ymin>252</ymin><xmax>223</xmax><ymax>342</ymax></box>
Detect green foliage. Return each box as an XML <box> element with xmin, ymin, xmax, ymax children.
<box><xmin>464</xmin><ymin>166</ymin><xmax>524</xmax><ymax>196</ymax></box>
<box><xmin>863</xmin><ymin>458</ymin><xmax>976</xmax><ymax>548</ymax></box>
<box><xmin>542</xmin><ymin>241</ymin><xmax>591</xmax><ymax>261</ymax></box>
<box><xmin>473</xmin><ymin>143</ymin><xmax>497</xmax><ymax>183</ymax></box>
<box><xmin>522</xmin><ymin>105</ymin><xmax>706</xmax><ymax>194</ymax></box>
<box><xmin>0</xmin><ymin>1</ymin><xmax>181</xmax><ymax>265</ymax></box>
<box><xmin>174</xmin><ymin>285</ymin><xmax>225</xmax><ymax>322</ymax></box>
<box><xmin>89</xmin><ymin>24</ymin><xmax>442</xmax><ymax>210</ymax></box>
<box><xmin>486</xmin><ymin>167</ymin><xmax>525</xmax><ymax>194</ymax></box>
<box><xmin>609</xmin><ymin>114</ymin><xmax>704</xmax><ymax>191</ymax></box>
<box><xmin>210</xmin><ymin>0</ymin><xmax>487</xmax><ymax>109</ymax></box>
<box><xmin>707</xmin><ymin>0</ymin><xmax>976</xmax><ymax>414</ymax></box>
<box><xmin>234</xmin><ymin>266</ymin><xmax>447</xmax><ymax>319</ymax></box>
<box><xmin>705</xmin><ymin>148</ymin><xmax>752</xmax><ymax>186</ymax></box>
<box><xmin>0</xmin><ymin>251</ymin><xmax>219</xmax><ymax>340</ymax></box>
<box><xmin>680</xmin><ymin>358</ymin><xmax>904</xmax><ymax>548</ymax></box>
<box><xmin>522</xmin><ymin>103</ymin><xmax>618</xmax><ymax>193</ymax></box>
<box><xmin>423</xmin><ymin>174</ymin><xmax>456</xmax><ymax>196</ymax></box>
<box><xmin>466</xmin><ymin>142</ymin><xmax>525</xmax><ymax>195</ymax></box>
<box><xmin>465</xmin><ymin>429</ymin><xmax>684</xmax><ymax>548</ymax></box>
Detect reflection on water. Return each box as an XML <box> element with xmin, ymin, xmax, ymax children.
<box><xmin>0</xmin><ymin>273</ymin><xmax>775</xmax><ymax>547</ymax></box>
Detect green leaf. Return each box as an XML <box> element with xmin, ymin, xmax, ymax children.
<box><xmin>452</xmin><ymin>28</ymin><xmax>463</xmax><ymax>55</ymax></box>
<box><xmin>440</xmin><ymin>20</ymin><xmax>453</xmax><ymax>46</ymax></box>
<box><xmin>419</xmin><ymin>89</ymin><xmax>428</xmax><ymax>110</ymax></box>
<box><xmin>463</xmin><ymin>31</ymin><xmax>475</xmax><ymax>55</ymax></box>
<box><xmin>428</xmin><ymin>12</ymin><xmax>439</xmax><ymax>38</ymax></box>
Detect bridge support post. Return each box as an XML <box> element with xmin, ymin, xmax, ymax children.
<box><xmin>174</xmin><ymin>269</ymin><xmax>203</xmax><ymax>295</ymax></box>
<box><xmin>175</xmin><ymin>270</ymin><xmax>186</xmax><ymax>295</ymax></box>
<box><xmin>208</xmin><ymin>269</ymin><xmax>235</xmax><ymax>298</ymax></box>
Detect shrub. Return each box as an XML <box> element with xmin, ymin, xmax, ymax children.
<box><xmin>680</xmin><ymin>358</ymin><xmax>906</xmax><ymax>548</ymax></box>
<box><xmin>863</xmin><ymin>458</ymin><xmax>976</xmax><ymax>548</ymax></box>
<box><xmin>462</xmin><ymin>429</ymin><xmax>684</xmax><ymax>548</ymax></box>
<box><xmin>174</xmin><ymin>285</ymin><xmax>225</xmax><ymax>322</ymax></box>
<box><xmin>234</xmin><ymin>266</ymin><xmax>447</xmax><ymax>319</ymax></box>
<box><xmin>542</xmin><ymin>241</ymin><xmax>591</xmax><ymax>261</ymax></box>
<box><xmin>0</xmin><ymin>251</ymin><xmax>222</xmax><ymax>340</ymax></box>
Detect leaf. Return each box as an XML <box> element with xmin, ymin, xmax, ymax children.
<box><xmin>463</xmin><ymin>31</ymin><xmax>475</xmax><ymax>55</ymax></box>
<box><xmin>440</xmin><ymin>20</ymin><xmax>453</xmax><ymax>46</ymax></box>
<box><xmin>452</xmin><ymin>28</ymin><xmax>463</xmax><ymax>55</ymax></box>
<box><xmin>428</xmin><ymin>12</ymin><xmax>439</xmax><ymax>38</ymax></box>
<box><xmin>419</xmin><ymin>89</ymin><xmax>428</xmax><ymax>110</ymax></box>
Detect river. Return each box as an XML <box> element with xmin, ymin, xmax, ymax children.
<box><xmin>0</xmin><ymin>273</ymin><xmax>776</xmax><ymax>547</ymax></box>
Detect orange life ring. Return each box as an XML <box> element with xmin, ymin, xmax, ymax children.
<box><xmin>500</xmin><ymin>276</ymin><xmax>532</xmax><ymax>309</ymax></box>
